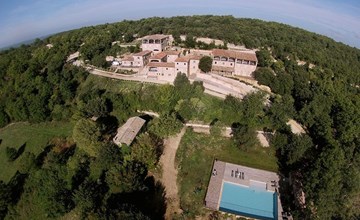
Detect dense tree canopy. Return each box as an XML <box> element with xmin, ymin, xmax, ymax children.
<box><xmin>198</xmin><ymin>56</ymin><xmax>213</xmax><ymax>73</ymax></box>
<box><xmin>0</xmin><ymin>15</ymin><xmax>359</xmax><ymax>219</ymax></box>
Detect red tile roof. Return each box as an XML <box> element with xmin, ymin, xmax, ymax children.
<box><xmin>175</xmin><ymin>54</ymin><xmax>202</xmax><ymax>62</ymax></box>
<box><xmin>150</xmin><ymin>52</ymin><xmax>167</xmax><ymax>60</ymax></box>
<box><xmin>122</xmin><ymin>56</ymin><xmax>134</xmax><ymax>61</ymax></box>
<box><xmin>175</xmin><ymin>56</ymin><xmax>190</xmax><ymax>62</ymax></box>
<box><xmin>133</xmin><ymin>50</ymin><xmax>152</xmax><ymax>56</ymax></box>
<box><xmin>212</xmin><ymin>49</ymin><xmax>257</xmax><ymax>62</ymax></box>
<box><xmin>164</xmin><ymin>50</ymin><xmax>181</xmax><ymax>55</ymax></box>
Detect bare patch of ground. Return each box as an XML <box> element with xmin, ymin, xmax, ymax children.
<box><xmin>287</xmin><ymin>119</ymin><xmax>306</xmax><ymax>134</ymax></box>
<box><xmin>159</xmin><ymin>127</ymin><xmax>186</xmax><ymax>219</ymax></box>
<box><xmin>256</xmin><ymin>131</ymin><xmax>270</xmax><ymax>147</ymax></box>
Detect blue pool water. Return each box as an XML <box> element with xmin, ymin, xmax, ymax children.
<box><xmin>219</xmin><ymin>182</ymin><xmax>277</xmax><ymax>220</ymax></box>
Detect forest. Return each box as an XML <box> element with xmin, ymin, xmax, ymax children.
<box><xmin>0</xmin><ymin>15</ymin><xmax>359</xmax><ymax>219</ymax></box>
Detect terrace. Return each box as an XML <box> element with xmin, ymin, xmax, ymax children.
<box><xmin>205</xmin><ymin>160</ymin><xmax>283</xmax><ymax>220</ymax></box>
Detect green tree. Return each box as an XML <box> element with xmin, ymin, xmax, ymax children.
<box><xmin>106</xmin><ymin>161</ymin><xmax>147</xmax><ymax>193</ymax></box>
<box><xmin>73</xmin><ymin>179</ymin><xmax>107</xmax><ymax>215</ymax></box>
<box><xmin>0</xmin><ymin>105</ymin><xmax>9</xmax><ymax>128</ymax></box>
<box><xmin>149</xmin><ymin>113</ymin><xmax>183</xmax><ymax>138</ymax></box>
<box><xmin>232</xmin><ymin>123</ymin><xmax>259</xmax><ymax>151</ymax></box>
<box><xmin>84</xmin><ymin>97</ymin><xmax>110</xmax><ymax>118</ymax></box>
<box><xmin>256</xmin><ymin>49</ymin><xmax>272</xmax><ymax>67</ymax></box>
<box><xmin>6</xmin><ymin>147</ymin><xmax>18</xmax><ymax>162</ymax></box>
<box><xmin>73</xmin><ymin>119</ymin><xmax>102</xmax><ymax>157</ymax></box>
<box><xmin>0</xmin><ymin>181</ymin><xmax>10</xmax><ymax>219</ymax></box>
<box><xmin>198</xmin><ymin>56</ymin><xmax>213</xmax><ymax>73</ymax></box>
<box><xmin>18</xmin><ymin>152</ymin><xmax>37</xmax><ymax>174</ymax></box>
<box><xmin>130</xmin><ymin>134</ymin><xmax>163</xmax><ymax>170</ymax></box>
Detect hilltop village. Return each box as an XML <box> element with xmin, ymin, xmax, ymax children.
<box><xmin>109</xmin><ymin>34</ymin><xmax>258</xmax><ymax>83</ymax></box>
<box><xmin>66</xmin><ymin>34</ymin><xmax>263</xmax><ymax>99</ymax></box>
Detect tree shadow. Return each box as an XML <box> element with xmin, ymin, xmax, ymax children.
<box><xmin>98</xmin><ymin>115</ymin><xmax>119</xmax><ymax>135</ymax></box>
<box><xmin>106</xmin><ymin>176</ymin><xmax>166</xmax><ymax>220</ymax></box>
<box><xmin>71</xmin><ymin>160</ymin><xmax>90</xmax><ymax>191</ymax></box>
<box><xmin>8</xmin><ymin>171</ymin><xmax>28</xmax><ymax>205</ymax></box>
<box><xmin>35</xmin><ymin>144</ymin><xmax>53</xmax><ymax>166</ymax></box>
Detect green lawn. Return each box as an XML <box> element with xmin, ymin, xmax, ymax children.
<box><xmin>0</xmin><ymin>121</ymin><xmax>74</xmax><ymax>183</ymax></box>
<box><xmin>80</xmin><ymin>74</ymin><xmax>144</xmax><ymax>94</ymax></box>
<box><xmin>175</xmin><ymin>128</ymin><xmax>278</xmax><ymax>218</ymax></box>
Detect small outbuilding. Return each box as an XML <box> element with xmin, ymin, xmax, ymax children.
<box><xmin>113</xmin><ymin>116</ymin><xmax>146</xmax><ymax>146</ymax></box>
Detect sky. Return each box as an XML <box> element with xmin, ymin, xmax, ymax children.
<box><xmin>0</xmin><ymin>0</ymin><xmax>359</xmax><ymax>48</ymax></box>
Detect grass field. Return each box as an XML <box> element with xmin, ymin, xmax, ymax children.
<box><xmin>0</xmin><ymin>121</ymin><xmax>74</xmax><ymax>183</ymax></box>
<box><xmin>175</xmin><ymin>129</ymin><xmax>278</xmax><ymax>218</ymax></box>
<box><xmin>80</xmin><ymin>74</ymin><xmax>144</xmax><ymax>94</ymax></box>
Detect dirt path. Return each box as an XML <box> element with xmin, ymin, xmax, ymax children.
<box><xmin>159</xmin><ymin>127</ymin><xmax>186</xmax><ymax>219</ymax></box>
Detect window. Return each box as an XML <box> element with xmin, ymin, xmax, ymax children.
<box><xmin>184</xmin><ymin>63</ymin><xmax>186</xmax><ymax>65</ymax></box>
<box><xmin>215</xmin><ymin>62</ymin><xmax>217</xmax><ymax>64</ymax></box>
<box><xmin>176</xmin><ymin>63</ymin><xmax>179</xmax><ymax>65</ymax></box>
<box><xmin>166</xmin><ymin>68</ymin><xmax>168</xmax><ymax>70</ymax></box>
<box><xmin>177</xmin><ymin>68</ymin><xmax>179</xmax><ymax>71</ymax></box>
<box><xmin>137</xmin><ymin>57</ymin><xmax>140</xmax><ymax>59</ymax></box>
<box><xmin>162</xmin><ymin>73</ymin><xmax>164</xmax><ymax>76</ymax></box>
<box><xmin>149</xmin><ymin>67</ymin><xmax>157</xmax><ymax>72</ymax></box>
<box><xmin>230</xmin><ymin>63</ymin><xmax>233</xmax><ymax>66</ymax></box>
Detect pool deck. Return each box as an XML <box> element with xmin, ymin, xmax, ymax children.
<box><xmin>205</xmin><ymin>160</ymin><xmax>284</xmax><ymax>220</ymax></box>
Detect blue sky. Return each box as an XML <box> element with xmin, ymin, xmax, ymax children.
<box><xmin>0</xmin><ymin>0</ymin><xmax>359</xmax><ymax>48</ymax></box>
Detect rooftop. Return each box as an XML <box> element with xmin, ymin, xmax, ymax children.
<box><xmin>148</xmin><ymin>62</ymin><xmax>175</xmax><ymax>68</ymax></box>
<box><xmin>142</xmin><ymin>34</ymin><xmax>169</xmax><ymax>40</ymax></box>
<box><xmin>205</xmin><ymin>160</ymin><xmax>282</xmax><ymax>219</ymax></box>
<box><xmin>122</xmin><ymin>56</ymin><xmax>134</xmax><ymax>62</ymax></box>
<box><xmin>113</xmin><ymin>116</ymin><xmax>146</xmax><ymax>146</ymax></box>
<box><xmin>164</xmin><ymin>50</ymin><xmax>181</xmax><ymax>55</ymax></box>
<box><xmin>133</xmin><ymin>50</ymin><xmax>152</xmax><ymax>56</ymax></box>
<box><xmin>212</xmin><ymin>49</ymin><xmax>257</xmax><ymax>62</ymax></box>
<box><xmin>175</xmin><ymin>56</ymin><xmax>190</xmax><ymax>62</ymax></box>
<box><xmin>150</xmin><ymin>52</ymin><xmax>167</xmax><ymax>60</ymax></box>
<box><xmin>175</xmin><ymin>54</ymin><xmax>202</xmax><ymax>62</ymax></box>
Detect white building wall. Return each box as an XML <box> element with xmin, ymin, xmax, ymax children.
<box><xmin>122</xmin><ymin>60</ymin><xmax>133</xmax><ymax>67</ymax></box>
<box><xmin>167</xmin><ymin>54</ymin><xmax>179</xmax><ymax>62</ymax></box>
<box><xmin>189</xmin><ymin>59</ymin><xmax>200</xmax><ymax>75</ymax></box>
<box><xmin>175</xmin><ymin>62</ymin><xmax>189</xmax><ymax>76</ymax></box>
<box><xmin>133</xmin><ymin>56</ymin><xmax>144</xmax><ymax>67</ymax></box>
<box><xmin>212</xmin><ymin>60</ymin><xmax>235</xmax><ymax>68</ymax></box>
<box><xmin>234</xmin><ymin>63</ymin><xmax>257</xmax><ymax>77</ymax></box>
<box><xmin>141</xmin><ymin>44</ymin><xmax>163</xmax><ymax>52</ymax></box>
<box><xmin>146</xmin><ymin>66</ymin><xmax>176</xmax><ymax>83</ymax></box>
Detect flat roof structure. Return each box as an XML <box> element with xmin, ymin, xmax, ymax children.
<box><xmin>113</xmin><ymin>116</ymin><xmax>146</xmax><ymax>146</ymax></box>
<box><xmin>205</xmin><ymin>160</ymin><xmax>283</xmax><ymax>220</ymax></box>
<box><xmin>142</xmin><ymin>34</ymin><xmax>169</xmax><ymax>40</ymax></box>
<box><xmin>212</xmin><ymin>49</ymin><xmax>257</xmax><ymax>62</ymax></box>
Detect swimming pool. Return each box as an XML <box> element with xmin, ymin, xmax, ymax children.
<box><xmin>219</xmin><ymin>182</ymin><xmax>277</xmax><ymax>220</ymax></box>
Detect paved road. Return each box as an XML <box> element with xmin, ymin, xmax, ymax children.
<box><xmin>88</xmin><ymin>68</ymin><xmax>170</xmax><ymax>84</ymax></box>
